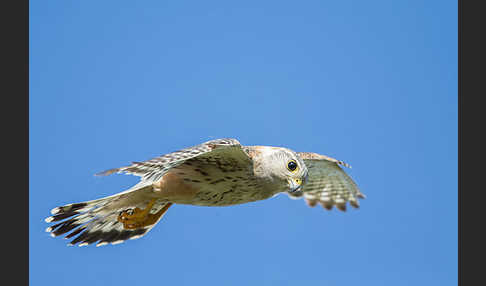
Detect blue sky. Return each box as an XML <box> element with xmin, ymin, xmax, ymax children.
<box><xmin>30</xmin><ymin>1</ymin><xmax>457</xmax><ymax>285</ymax></box>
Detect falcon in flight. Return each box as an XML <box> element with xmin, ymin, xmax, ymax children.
<box><xmin>45</xmin><ymin>138</ymin><xmax>365</xmax><ymax>247</ymax></box>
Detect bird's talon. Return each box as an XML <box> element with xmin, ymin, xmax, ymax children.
<box><xmin>117</xmin><ymin>199</ymin><xmax>160</xmax><ymax>229</ymax></box>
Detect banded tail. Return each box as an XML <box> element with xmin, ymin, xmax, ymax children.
<box><xmin>45</xmin><ymin>184</ymin><xmax>172</xmax><ymax>247</ymax></box>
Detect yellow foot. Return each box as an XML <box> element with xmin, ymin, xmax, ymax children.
<box><xmin>117</xmin><ymin>199</ymin><xmax>172</xmax><ymax>229</ymax></box>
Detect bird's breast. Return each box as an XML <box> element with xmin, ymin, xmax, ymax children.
<box><xmin>152</xmin><ymin>168</ymin><xmax>277</xmax><ymax>206</ymax></box>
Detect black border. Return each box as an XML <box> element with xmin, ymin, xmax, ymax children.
<box><xmin>458</xmin><ymin>1</ymin><xmax>461</xmax><ymax>284</ymax></box>
<box><xmin>459</xmin><ymin>0</ymin><xmax>485</xmax><ymax>285</ymax></box>
<box><xmin>2</xmin><ymin>0</ymin><xmax>29</xmax><ymax>284</ymax></box>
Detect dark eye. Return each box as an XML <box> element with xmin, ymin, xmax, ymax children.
<box><xmin>287</xmin><ymin>160</ymin><xmax>298</xmax><ymax>172</ymax></box>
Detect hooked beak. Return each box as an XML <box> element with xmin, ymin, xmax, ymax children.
<box><xmin>288</xmin><ymin>172</ymin><xmax>308</xmax><ymax>195</ymax></box>
<box><xmin>288</xmin><ymin>177</ymin><xmax>304</xmax><ymax>194</ymax></box>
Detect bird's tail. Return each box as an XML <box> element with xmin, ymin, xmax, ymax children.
<box><xmin>45</xmin><ymin>183</ymin><xmax>172</xmax><ymax>247</ymax></box>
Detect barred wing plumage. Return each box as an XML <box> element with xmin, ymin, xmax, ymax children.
<box><xmin>296</xmin><ymin>152</ymin><xmax>365</xmax><ymax>211</ymax></box>
<box><xmin>95</xmin><ymin>138</ymin><xmax>244</xmax><ymax>183</ymax></box>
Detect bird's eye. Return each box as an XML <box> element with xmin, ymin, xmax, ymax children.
<box><xmin>287</xmin><ymin>160</ymin><xmax>298</xmax><ymax>172</ymax></box>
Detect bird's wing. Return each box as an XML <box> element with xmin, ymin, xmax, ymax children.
<box><xmin>95</xmin><ymin>138</ymin><xmax>250</xmax><ymax>183</ymax></box>
<box><xmin>295</xmin><ymin>152</ymin><xmax>365</xmax><ymax>211</ymax></box>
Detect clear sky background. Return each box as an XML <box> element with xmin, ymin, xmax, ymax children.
<box><xmin>30</xmin><ymin>1</ymin><xmax>457</xmax><ymax>285</ymax></box>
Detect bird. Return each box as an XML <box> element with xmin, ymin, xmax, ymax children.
<box><xmin>45</xmin><ymin>138</ymin><xmax>365</xmax><ymax>247</ymax></box>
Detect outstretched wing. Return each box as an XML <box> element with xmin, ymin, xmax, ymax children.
<box><xmin>95</xmin><ymin>138</ymin><xmax>245</xmax><ymax>183</ymax></box>
<box><xmin>296</xmin><ymin>152</ymin><xmax>365</xmax><ymax>211</ymax></box>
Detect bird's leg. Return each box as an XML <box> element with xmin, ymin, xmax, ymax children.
<box><xmin>138</xmin><ymin>202</ymin><xmax>172</xmax><ymax>228</ymax></box>
<box><xmin>117</xmin><ymin>199</ymin><xmax>172</xmax><ymax>229</ymax></box>
<box><xmin>117</xmin><ymin>199</ymin><xmax>157</xmax><ymax>227</ymax></box>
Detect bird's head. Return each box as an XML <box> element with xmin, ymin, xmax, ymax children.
<box><xmin>256</xmin><ymin>147</ymin><xmax>308</xmax><ymax>194</ymax></box>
